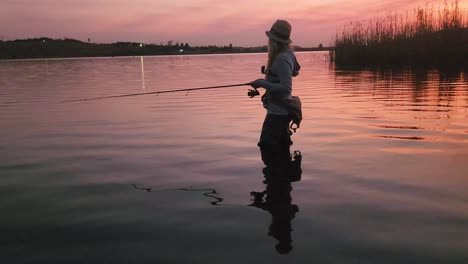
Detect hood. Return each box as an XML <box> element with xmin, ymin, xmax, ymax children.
<box><xmin>288</xmin><ymin>50</ymin><xmax>301</xmax><ymax>77</ymax></box>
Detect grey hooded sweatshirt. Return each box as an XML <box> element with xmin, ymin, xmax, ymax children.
<box><xmin>256</xmin><ymin>49</ymin><xmax>300</xmax><ymax>116</ymax></box>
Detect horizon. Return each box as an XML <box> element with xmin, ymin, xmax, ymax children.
<box><xmin>1</xmin><ymin>37</ymin><xmax>335</xmax><ymax>48</ymax></box>
<box><xmin>0</xmin><ymin>0</ymin><xmax>466</xmax><ymax>47</ymax></box>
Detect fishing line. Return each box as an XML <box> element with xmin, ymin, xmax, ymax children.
<box><xmin>130</xmin><ymin>184</ymin><xmax>230</xmax><ymax>206</ymax></box>
<box><xmin>62</xmin><ymin>82</ymin><xmax>252</xmax><ymax>103</ymax></box>
<box><xmin>176</xmin><ymin>187</ymin><xmax>224</xmax><ymax>205</ymax></box>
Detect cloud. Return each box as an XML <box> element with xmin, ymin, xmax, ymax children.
<box><xmin>0</xmin><ymin>0</ymin><xmax>458</xmax><ymax>45</ymax></box>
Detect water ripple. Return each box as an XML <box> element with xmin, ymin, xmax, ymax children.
<box><xmin>1</xmin><ymin>53</ymin><xmax>467</xmax><ymax>262</ymax></box>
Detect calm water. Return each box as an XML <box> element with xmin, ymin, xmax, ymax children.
<box><xmin>1</xmin><ymin>52</ymin><xmax>467</xmax><ymax>263</ymax></box>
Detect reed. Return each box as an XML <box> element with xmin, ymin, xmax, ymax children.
<box><xmin>333</xmin><ymin>0</ymin><xmax>468</xmax><ymax>67</ymax></box>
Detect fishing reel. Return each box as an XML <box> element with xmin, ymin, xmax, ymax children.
<box><xmin>247</xmin><ymin>65</ymin><xmax>266</xmax><ymax>98</ymax></box>
<box><xmin>247</xmin><ymin>88</ymin><xmax>260</xmax><ymax>98</ymax></box>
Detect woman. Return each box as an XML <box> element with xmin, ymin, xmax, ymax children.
<box><xmin>251</xmin><ymin>19</ymin><xmax>301</xmax><ymax>163</ymax></box>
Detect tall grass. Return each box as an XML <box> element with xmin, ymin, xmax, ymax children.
<box><xmin>333</xmin><ymin>0</ymin><xmax>468</xmax><ymax>67</ymax></box>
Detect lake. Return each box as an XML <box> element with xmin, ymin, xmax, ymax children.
<box><xmin>1</xmin><ymin>52</ymin><xmax>467</xmax><ymax>263</ymax></box>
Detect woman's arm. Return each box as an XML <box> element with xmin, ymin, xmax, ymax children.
<box><xmin>251</xmin><ymin>56</ymin><xmax>293</xmax><ymax>95</ymax></box>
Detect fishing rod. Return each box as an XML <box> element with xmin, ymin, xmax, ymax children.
<box><xmin>62</xmin><ymin>82</ymin><xmax>258</xmax><ymax>103</ymax></box>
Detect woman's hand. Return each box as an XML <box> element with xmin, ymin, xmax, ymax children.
<box><xmin>250</xmin><ymin>79</ymin><xmax>264</xmax><ymax>89</ymax></box>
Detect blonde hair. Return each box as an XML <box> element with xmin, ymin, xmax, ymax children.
<box><xmin>265</xmin><ymin>38</ymin><xmax>290</xmax><ymax>76</ymax></box>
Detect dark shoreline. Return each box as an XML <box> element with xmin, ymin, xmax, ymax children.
<box><xmin>0</xmin><ymin>37</ymin><xmax>333</xmax><ymax>60</ymax></box>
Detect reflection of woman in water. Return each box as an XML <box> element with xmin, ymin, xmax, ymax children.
<box><xmin>250</xmin><ymin>180</ymin><xmax>299</xmax><ymax>254</ymax></box>
<box><xmin>250</xmin><ymin>146</ymin><xmax>302</xmax><ymax>254</ymax></box>
<box><xmin>250</xmin><ymin>148</ymin><xmax>302</xmax><ymax>254</ymax></box>
<box><xmin>250</xmin><ymin>19</ymin><xmax>301</xmax><ymax>162</ymax></box>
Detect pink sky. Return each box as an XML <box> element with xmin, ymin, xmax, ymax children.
<box><xmin>0</xmin><ymin>0</ymin><xmax>464</xmax><ymax>46</ymax></box>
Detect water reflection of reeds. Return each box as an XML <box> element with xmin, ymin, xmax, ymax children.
<box><xmin>332</xmin><ymin>67</ymin><xmax>467</xmax><ymax>145</ymax></box>
<box><xmin>334</xmin><ymin>68</ymin><xmax>467</xmax><ymax>106</ymax></box>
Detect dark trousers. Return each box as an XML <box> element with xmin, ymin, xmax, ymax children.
<box><xmin>258</xmin><ymin>114</ymin><xmax>292</xmax><ymax>168</ymax></box>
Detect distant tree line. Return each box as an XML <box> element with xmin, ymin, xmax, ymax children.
<box><xmin>0</xmin><ymin>38</ymin><xmax>332</xmax><ymax>60</ymax></box>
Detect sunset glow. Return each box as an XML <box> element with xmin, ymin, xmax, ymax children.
<box><xmin>0</xmin><ymin>0</ymin><xmax>466</xmax><ymax>46</ymax></box>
